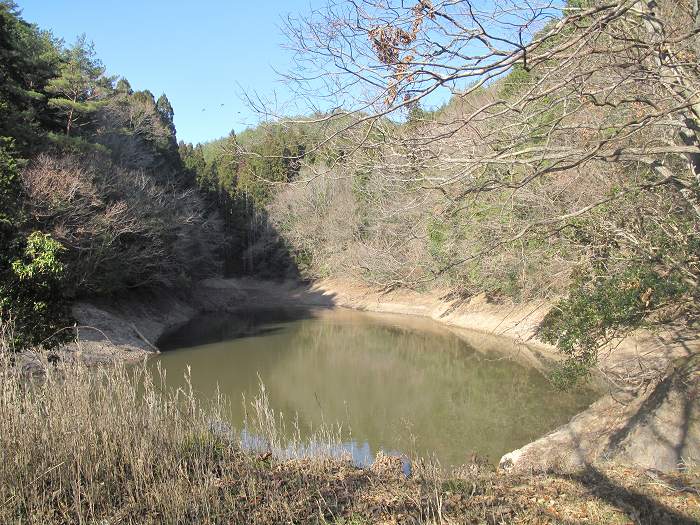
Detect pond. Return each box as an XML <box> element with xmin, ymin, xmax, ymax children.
<box><xmin>153</xmin><ymin>307</ymin><xmax>597</xmax><ymax>468</ymax></box>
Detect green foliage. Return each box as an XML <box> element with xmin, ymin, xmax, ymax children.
<box><xmin>179</xmin><ymin>122</ymin><xmax>312</xmax><ymax>278</ymax></box>
<box><xmin>156</xmin><ymin>93</ymin><xmax>177</xmax><ymax>143</ymax></box>
<box><xmin>115</xmin><ymin>77</ymin><xmax>133</xmax><ymax>95</ymax></box>
<box><xmin>0</xmin><ymin>5</ymin><xmax>219</xmax><ymax>350</ymax></box>
<box><xmin>11</xmin><ymin>232</ymin><xmax>64</xmax><ymax>278</ymax></box>
<box><xmin>498</xmin><ymin>64</ymin><xmax>532</xmax><ymax>99</ymax></box>
<box><xmin>180</xmin><ymin>142</ymin><xmax>208</xmax><ymax>184</ymax></box>
<box><xmin>239</xmin><ymin>126</ymin><xmax>305</xmax><ymax>205</ymax></box>
<box><xmin>539</xmin><ymin>265</ymin><xmax>689</xmax><ymax>386</ymax></box>
<box><xmin>0</xmin><ymin>1</ymin><xmax>60</xmax><ymax>152</ymax></box>
<box><xmin>156</xmin><ymin>94</ymin><xmax>175</xmax><ymax>129</ymax></box>
<box><xmin>45</xmin><ymin>34</ymin><xmax>113</xmax><ymax>136</ymax></box>
<box><xmin>566</xmin><ymin>0</ymin><xmax>592</xmax><ymax>9</ymax></box>
<box><xmin>45</xmin><ymin>131</ymin><xmax>110</xmax><ymax>154</ymax></box>
<box><xmin>0</xmin><ymin>231</ymin><xmax>72</xmax><ymax>350</ymax></box>
<box><xmin>0</xmin><ymin>137</ymin><xmax>21</xmax><ymax>232</ymax></box>
<box><xmin>441</xmin><ymin>479</ymin><xmax>475</xmax><ymax>495</ymax></box>
<box><xmin>427</xmin><ymin>218</ymin><xmax>449</xmax><ymax>263</ymax></box>
<box><xmin>292</xmin><ymin>248</ymin><xmax>314</xmax><ymax>274</ymax></box>
<box><xmin>548</xmin><ymin>356</ymin><xmax>597</xmax><ymax>391</ymax></box>
<box><xmin>0</xmin><ymin>139</ymin><xmax>70</xmax><ymax>351</ymax></box>
<box><xmin>179</xmin><ymin>432</ymin><xmax>229</xmax><ymax>465</ymax></box>
<box><xmin>407</xmin><ymin>102</ymin><xmax>433</xmax><ymax>124</ymax></box>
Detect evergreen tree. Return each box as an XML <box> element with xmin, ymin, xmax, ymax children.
<box><xmin>156</xmin><ymin>93</ymin><xmax>175</xmax><ymax>135</ymax></box>
<box><xmin>155</xmin><ymin>93</ymin><xmax>179</xmax><ymax>162</ymax></box>
<box><xmin>115</xmin><ymin>77</ymin><xmax>133</xmax><ymax>95</ymax></box>
<box><xmin>216</xmin><ymin>133</ymin><xmax>241</xmax><ymax>191</ymax></box>
<box><xmin>132</xmin><ymin>89</ymin><xmax>155</xmax><ymax>107</ymax></box>
<box><xmin>0</xmin><ymin>1</ymin><xmax>60</xmax><ymax>151</ymax></box>
<box><xmin>180</xmin><ymin>142</ymin><xmax>207</xmax><ymax>182</ymax></box>
<box><xmin>45</xmin><ymin>34</ymin><xmax>113</xmax><ymax>136</ymax></box>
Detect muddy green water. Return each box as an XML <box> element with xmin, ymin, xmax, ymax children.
<box><xmin>153</xmin><ymin>307</ymin><xmax>596</xmax><ymax>467</ymax></box>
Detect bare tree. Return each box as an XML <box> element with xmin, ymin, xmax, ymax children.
<box><xmin>22</xmin><ymin>154</ymin><xmax>224</xmax><ymax>294</ymax></box>
<box><xmin>260</xmin><ymin>1</ymin><xmax>695</xmax><ymax>291</ymax></box>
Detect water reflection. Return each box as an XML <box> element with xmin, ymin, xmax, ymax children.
<box><xmin>154</xmin><ymin>308</ymin><xmax>596</xmax><ymax>467</ymax></box>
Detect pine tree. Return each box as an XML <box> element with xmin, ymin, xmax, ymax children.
<box><xmin>45</xmin><ymin>34</ymin><xmax>113</xmax><ymax>136</ymax></box>
<box><xmin>0</xmin><ymin>1</ymin><xmax>60</xmax><ymax>151</ymax></box>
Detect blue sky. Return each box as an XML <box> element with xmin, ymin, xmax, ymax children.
<box><xmin>16</xmin><ymin>1</ymin><xmax>319</xmax><ymax>144</ymax></box>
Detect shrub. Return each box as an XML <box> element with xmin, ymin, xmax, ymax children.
<box><xmin>0</xmin><ymin>140</ymin><xmax>72</xmax><ymax>351</ymax></box>
<box><xmin>539</xmin><ymin>265</ymin><xmax>689</xmax><ymax>387</ymax></box>
<box><xmin>0</xmin><ymin>232</ymin><xmax>72</xmax><ymax>350</ymax></box>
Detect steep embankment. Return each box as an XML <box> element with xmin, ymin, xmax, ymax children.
<box><xmin>500</xmin><ymin>356</ymin><xmax>700</xmax><ymax>473</ymax></box>
<box><xmin>35</xmin><ymin>279</ymin><xmax>333</xmax><ymax>370</ymax></box>
<box><xmin>57</xmin><ymin>277</ymin><xmax>700</xmax><ymax>474</ymax></box>
<box><xmin>21</xmin><ymin>280</ymin><xmax>244</xmax><ymax>371</ymax></box>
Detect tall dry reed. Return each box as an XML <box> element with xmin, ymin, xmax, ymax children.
<box><xmin>0</xmin><ymin>330</ymin><xmax>442</xmax><ymax>524</ymax></box>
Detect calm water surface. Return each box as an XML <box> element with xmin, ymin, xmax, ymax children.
<box><xmin>153</xmin><ymin>307</ymin><xmax>596</xmax><ymax>467</ymax></box>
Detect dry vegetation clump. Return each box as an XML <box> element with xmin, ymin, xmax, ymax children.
<box><xmin>21</xmin><ymin>153</ymin><xmax>224</xmax><ymax>295</ymax></box>
<box><xmin>1</xmin><ymin>326</ymin><xmax>698</xmax><ymax>524</ymax></box>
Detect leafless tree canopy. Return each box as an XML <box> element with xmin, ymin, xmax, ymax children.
<box><xmin>22</xmin><ymin>153</ymin><xmax>224</xmax><ymax>294</ymax></box>
<box><xmin>282</xmin><ymin>0</ymin><xmax>699</xmax><ymax>192</ymax></box>
<box><xmin>266</xmin><ymin>1</ymin><xmax>699</xmax><ymax>295</ymax></box>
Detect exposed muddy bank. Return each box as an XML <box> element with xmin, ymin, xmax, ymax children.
<box><xmin>44</xmin><ymin>276</ymin><xmax>700</xmax><ymax>473</ymax></box>
<box><xmin>500</xmin><ymin>356</ymin><xmax>700</xmax><ymax>473</ymax></box>
<box><xmin>24</xmin><ymin>278</ymin><xmax>333</xmax><ymax>372</ymax></box>
<box><xmin>20</xmin><ymin>279</ymin><xmax>242</xmax><ymax>372</ymax></box>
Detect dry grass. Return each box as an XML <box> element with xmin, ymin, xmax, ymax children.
<box><xmin>0</xmin><ymin>327</ymin><xmax>698</xmax><ymax>524</ymax></box>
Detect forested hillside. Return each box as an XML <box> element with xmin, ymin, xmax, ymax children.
<box><xmin>1</xmin><ymin>2</ymin><xmax>699</xmax><ymax>523</ymax></box>
<box><xmin>0</xmin><ymin>1</ymin><xmax>334</xmax><ymax>351</ymax></box>
<box><xmin>0</xmin><ymin>2</ymin><xmax>223</xmax><ymax>349</ymax></box>
<box><xmin>178</xmin><ymin>122</ymin><xmax>312</xmax><ymax>277</ymax></box>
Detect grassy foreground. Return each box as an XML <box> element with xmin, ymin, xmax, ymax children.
<box><xmin>0</xmin><ymin>347</ymin><xmax>698</xmax><ymax>525</ymax></box>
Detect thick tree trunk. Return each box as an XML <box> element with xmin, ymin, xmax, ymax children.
<box><xmin>66</xmin><ymin>107</ymin><xmax>74</xmax><ymax>136</ymax></box>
